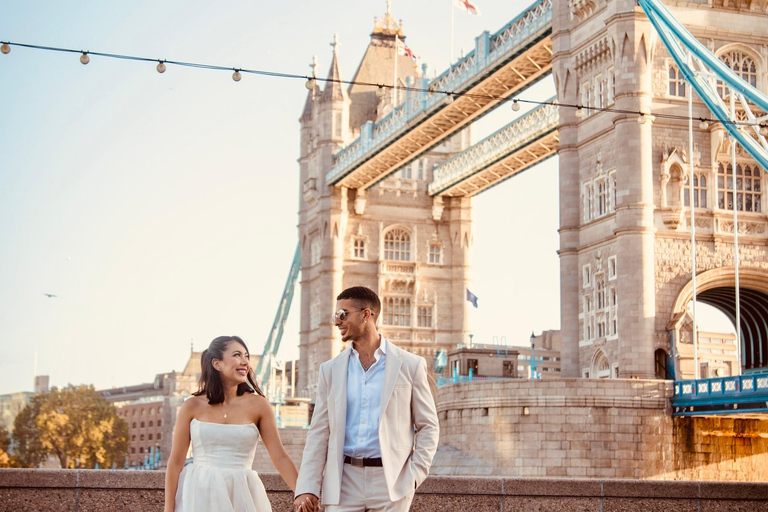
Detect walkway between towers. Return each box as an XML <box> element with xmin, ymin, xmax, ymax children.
<box><xmin>326</xmin><ymin>0</ymin><xmax>554</xmax><ymax>192</ymax></box>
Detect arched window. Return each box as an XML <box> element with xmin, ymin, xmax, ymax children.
<box><xmin>428</xmin><ymin>243</ymin><xmax>441</xmax><ymax>264</ymax></box>
<box><xmin>353</xmin><ymin>238</ymin><xmax>365</xmax><ymax>259</ymax></box>
<box><xmin>668</xmin><ymin>64</ymin><xmax>686</xmax><ymax>97</ymax></box>
<box><xmin>684</xmin><ymin>174</ymin><xmax>708</xmax><ymax>208</ymax></box>
<box><xmin>717</xmin><ymin>162</ymin><xmax>762</xmax><ymax>212</ymax></box>
<box><xmin>717</xmin><ymin>50</ymin><xmax>758</xmax><ymax>98</ymax></box>
<box><xmin>382</xmin><ymin>297</ymin><xmax>411</xmax><ymax>326</ymax></box>
<box><xmin>383</xmin><ymin>228</ymin><xmax>411</xmax><ymax>261</ymax></box>
<box><xmin>593</xmin><ymin>351</ymin><xmax>611</xmax><ymax>378</ymax></box>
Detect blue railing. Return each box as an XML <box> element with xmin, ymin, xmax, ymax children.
<box><xmin>672</xmin><ymin>373</ymin><xmax>768</xmax><ymax>415</ymax></box>
<box><xmin>436</xmin><ymin>375</ymin><xmax>518</xmax><ymax>387</ymax></box>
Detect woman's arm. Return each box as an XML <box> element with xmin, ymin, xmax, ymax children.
<box><xmin>255</xmin><ymin>396</ymin><xmax>299</xmax><ymax>493</ymax></box>
<box><xmin>164</xmin><ymin>399</ymin><xmax>195</xmax><ymax>512</ymax></box>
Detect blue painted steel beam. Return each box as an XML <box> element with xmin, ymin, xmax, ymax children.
<box><xmin>638</xmin><ymin>0</ymin><xmax>768</xmax><ymax>171</ymax></box>
<box><xmin>254</xmin><ymin>243</ymin><xmax>301</xmax><ymax>391</ymax></box>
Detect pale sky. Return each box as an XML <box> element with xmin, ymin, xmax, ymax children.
<box><xmin>0</xmin><ymin>0</ymin><xmax>732</xmax><ymax>395</ymax></box>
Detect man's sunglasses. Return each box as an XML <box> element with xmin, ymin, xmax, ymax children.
<box><xmin>331</xmin><ymin>308</ymin><xmax>367</xmax><ymax>323</ymax></box>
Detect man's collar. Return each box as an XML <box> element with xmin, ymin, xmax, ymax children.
<box><xmin>351</xmin><ymin>334</ymin><xmax>386</xmax><ymax>355</ymax></box>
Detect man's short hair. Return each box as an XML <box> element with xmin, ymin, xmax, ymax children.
<box><xmin>337</xmin><ymin>286</ymin><xmax>381</xmax><ymax>318</ymax></box>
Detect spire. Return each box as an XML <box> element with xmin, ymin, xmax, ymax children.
<box><xmin>373</xmin><ymin>0</ymin><xmax>404</xmax><ymax>37</ymax></box>
<box><xmin>321</xmin><ymin>34</ymin><xmax>347</xmax><ymax>102</ymax></box>
<box><xmin>301</xmin><ymin>55</ymin><xmax>320</xmax><ymax>121</ymax></box>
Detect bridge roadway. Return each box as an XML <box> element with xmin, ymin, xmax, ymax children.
<box><xmin>327</xmin><ymin>0</ymin><xmax>554</xmax><ymax>194</ymax></box>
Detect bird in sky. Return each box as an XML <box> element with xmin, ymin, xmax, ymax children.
<box><xmin>43</xmin><ymin>293</ymin><xmax>57</xmax><ymax>298</ymax></box>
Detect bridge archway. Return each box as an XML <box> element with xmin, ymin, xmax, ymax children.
<box><xmin>669</xmin><ymin>267</ymin><xmax>768</xmax><ymax>373</ymax></box>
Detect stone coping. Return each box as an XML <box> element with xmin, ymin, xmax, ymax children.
<box><xmin>2</xmin><ymin>469</ymin><xmax>767</xmax><ymax>499</ymax></box>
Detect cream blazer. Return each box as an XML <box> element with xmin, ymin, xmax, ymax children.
<box><xmin>295</xmin><ymin>338</ymin><xmax>439</xmax><ymax>505</ymax></box>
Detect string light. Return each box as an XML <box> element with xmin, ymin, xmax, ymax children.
<box><xmin>0</xmin><ymin>40</ymin><xmax>765</xmax><ymax>131</ymax></box>
<box><xmin>305</xmin><ymin>78</ymin><xmax>316</xmax><ymax>90</ymax></box>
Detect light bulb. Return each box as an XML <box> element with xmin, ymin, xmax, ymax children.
<box><xmin>305</xmin><ymin>78</ymin><xmax>316</xmax><ymax>90</ymax></box>
<box><xmin>511</xmin><ymin>100</ymin><xmax>521</xmax><ymax>112</ymax></box>
<box><xmin>444</xmin><ymin>93</ymin><xmax>454</xmax><ymax>105</ymax></box>
<box><xmin>80</xmin><ymin>52</ymin><xmax>90</xmax><ymax>65</ymax></box>
<box><xmin>376</xmin><ymin>86</ymin><xmax>388</xmax><ymax>98</ymax></box>
<box><xmin>232</xmin><ymin>70</ymin><xmax>242</xmax><ymax>82</ymax></box>
<box><xmin>157</xmin><ymin>61</ymin><xmax>166</xmax><ymax>73</ymax></box>
<box><xmin>1</xmin><ymin>43</ymin><xmax>10</xmax><ymax>55</ymax></box>
<box><xmin>699</xmin><ymin>120</ymin><xmax>709</xmax><ymax>130</ymax></box>
<box><xmin>637</xmin><ymin>114</ymin><xmax>647</xmax><ymax>124</ymax></box>
<box><xmin>574</xmin><ymin>107</ymin><xmax>585</xmax><ymax>119</ymax></box>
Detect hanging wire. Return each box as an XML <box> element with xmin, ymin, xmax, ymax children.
<box><xmin>2</xmin><ymin>40</ymin><xmax>768</xmax><ymax>132</ymax></box>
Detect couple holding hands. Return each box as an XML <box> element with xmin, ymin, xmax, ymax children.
<box><xmin>164</xmin><ymin>286</ymin><xmax>440</xmax><ymax>512</ymax></box>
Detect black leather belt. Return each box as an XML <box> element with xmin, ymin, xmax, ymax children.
<box><xmin>344</xmin><ymin>456</ymin><xmax>383</xmax><ymax>467</ymax></box>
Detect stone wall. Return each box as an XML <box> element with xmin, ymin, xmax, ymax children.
<box><xmin>2</xmin><ymin>469</ymin><xmax>768</xmax><ymax>512</ymax></box>
<box><xmin>252</xmin><ymin>427</ymin><xmax>308</xmax><ymax>473</ymax></box>
<box><xmin>434</xmin><ymin>378</ymin><xmax>768</xmax><ymax>481</ymax></box>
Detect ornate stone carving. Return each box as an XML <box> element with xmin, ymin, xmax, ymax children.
<box><xmin>575</xmin><ymin>37</ymin><xmax>613</xmax><ymax>76</ymax></box>
<box><xmin>569</xmin><ymin>0</ymin><xmax>597</xmax><ymax>21</ymax></box>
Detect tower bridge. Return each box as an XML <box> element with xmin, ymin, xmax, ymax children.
<box><xmin>292</xmin><ymin>0</ymin><xmax>768</xmax><ymax>423</ymax></box>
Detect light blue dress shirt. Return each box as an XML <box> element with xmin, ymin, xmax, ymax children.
<box><xmin>343</xmin><ymin>336</ymin><xmax>387</xmax><ymax>458</ymax></box>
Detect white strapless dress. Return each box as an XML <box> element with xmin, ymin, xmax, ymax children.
<box><xmin>175</xmin><ymin>418</ymin><xmax>272</xmax><ymax>512</ymax></box>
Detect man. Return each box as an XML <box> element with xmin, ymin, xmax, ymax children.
<box><xmin>294</xmin><ymin>286</ymin><xmax>439</xmax><ymax>512</ymax></box>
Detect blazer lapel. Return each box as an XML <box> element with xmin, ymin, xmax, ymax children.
<box><xmin>380</xmin><ymin>339</ymin><xmax>403</xmax><ymax>415</ymax></box>
<box><xmin>332</xmin><ymin>348</ymin><xmax>351</xmax><ymax>448</ymax></box>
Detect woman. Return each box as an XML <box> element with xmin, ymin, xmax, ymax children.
<box><xmin>164</xmin><ymin>335</ymin><xmax>304</xmax><ymax>512</ymax></box>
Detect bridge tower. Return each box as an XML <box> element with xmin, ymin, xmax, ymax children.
<box><xmin>297</xmin><ymin>6</ymin><xmax>472</xmax><ymax>396</ymax></box>
<box><xmin>552</xmin><ymin>0</ymin><xmax>768</xmax><ymax>379</ymax></box>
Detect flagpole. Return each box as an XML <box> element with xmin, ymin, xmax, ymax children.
<box><xmin>393</xmin><ymin>34</ymin><xmax>399</xmax><ymax>107</ymax></box>
<box><xmin>731</xmin><ymin>91</ymin><xmax>742</xmax><ymax>376</ymax></box>
<box><xmin>688</xmin><ymin>80</ymin><xmax>699</xmax><ymax>381</ymax></box>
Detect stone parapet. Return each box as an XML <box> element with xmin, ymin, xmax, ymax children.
<box><xmin>2</xmin><ymin>469</ymin><xmax>768</xmax><ymax>511</ymax></box>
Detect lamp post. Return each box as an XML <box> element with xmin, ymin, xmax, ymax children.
<box><xmin>530</xmin><ymin>331</ymin><xmax>537</xmax><ymax>379</ymax></box>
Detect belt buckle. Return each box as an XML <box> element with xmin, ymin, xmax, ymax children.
<box><xmin>349</xmin><ymin>456</ymin><xmax>364</xmax><ymax>467</ymax></box>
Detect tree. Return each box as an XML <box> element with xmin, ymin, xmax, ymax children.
<box><xmin>11</xmin><ymin>397</ymin><xmax>47</xmax><ymax>468</ymax></box>
<box><xmin>14</xmin><ymin>385</ymin><xmax>129</xmax><ymax>469</ymax></box>
<box><xmin>0</xmin><ymin>424</ymin><xmax>12</xmax><ymax>467</ymax></box>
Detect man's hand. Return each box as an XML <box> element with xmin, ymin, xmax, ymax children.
<box><xmin>294</xmin><ymin>493</ymin><xmax>319</xmax><ymax>512</ymax></box>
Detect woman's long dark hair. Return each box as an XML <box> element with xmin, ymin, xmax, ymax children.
<box><xmin>193</xmin><ymin>335</ymin><xmax>264</xmax><ymax>404</ymax></box>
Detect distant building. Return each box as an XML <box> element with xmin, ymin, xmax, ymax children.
<box><xmin>0</xmin><ymin>392</ymin><xmax>34</xmax><ymax>433</ymax></box>
<box><xmin>516</xmin><ymin>331</ymin><xmax>562</xmax><ymax>379</ymax></box>
<box><xmin>446</xmin><ymin>344</ymin><xmax>520</xmax><ymax>379</ymax></box>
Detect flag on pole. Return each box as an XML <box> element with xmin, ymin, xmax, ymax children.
<box><xmin>396</xmin><ymin>40</ymin><xmax>418</xmax><ymax>61</ymax></box>
<box><xmin>466</xmin><ymin>289</ymin><xmax>479</xmax><ymax>308</ymax></box>
<box><xmin>454</xmin><ymin>0</ymin><xmax>482</xmax><ymax>16</ymax></box>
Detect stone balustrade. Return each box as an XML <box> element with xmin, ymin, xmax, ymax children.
<box><xmin>2</xmin><ymin>469</ymin><xmax>768</xmax><ymax>511</ymax></box>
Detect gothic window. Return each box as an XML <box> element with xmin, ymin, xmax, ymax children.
<box><xmin>595</xmin><ymin>74</ymin><xmax>604</xmax><ymax>109</ymax></box>
<box><xmin>334</xmin><ymin>112</ymin><xmax>342</xmax><ymax>137</ymax></box>
<box><xmin>417</xmin><ymin>159</ymin><xmax>425</xmax><ymax>180</ymax></box>
<box><xmin>353</xmin><ymin>238</ymin><xmax>365</xmax><ymax>259</ymax></box>
<box><xmin>582</xmin><ymin>264</ymin><xmax>591</xmax><ymax>288</ymax></box>
<box><xmin>594</xmin><ymin>351</ymin><xmax>611</xmax><ymax>378</ymax></box>
<box><xmin>417</xmin><ymin>306</ymin><xmax>433</xmax><ymax>328</ymax></box>
<box><xmin>716</xmin><ymin>50</ymin><xmax>758</xmax><ymax>98</ymax></box>
<box><xmin>597</xmin><ymin>318</ymin><xmax>606</xmax><ymax>338</ymax></box>
<box><xmin>401</xmin><ymin>164</ymin><xmax>412</xmax><ymax>180</ymax></box>
<box><xmin>581</xmin><ymin>81</ymin><xmax>592</xmax><ymax>117</ymax></box>
<box><xmin>596</xmin><ymin>275</ymin><xmax>606</xmax><ymax>310</ymax></box>
<box><xmin>584</xmin><ymin>296</ymin><xmax>592</xmax><ymax>313</ymax></box>
<box><xmin>717</xmin><ymin>162</ymin><xmax>762</xmax><ymax>212</ymax></box>
<box><xmin>428</xmin><ymin>243</ymin><xmax>441</xmax><ymax>264</ymax></box>
<box><xmin>684</xmin><ymin>174</ymin><xmax>708</xmax><ymax>208</ymax></box>
<box><xmin>596</xmin><ymin>178</ymin><xmax>608</xmax><ymax>216</ymax></box>
<box><xmin>383</xmin><ymin>297</ymin><xmax>411</xmax><ymax>326</ymax></box>
<box><xmin>583</xmin><ymin>181</ymin><xmax>594</xmax><ymax>221</ymax></box>
<box><xmin>668</xmin><ymin>64</ymin><xmax>686</xmax><ymax>97</ymax></box>
<box><xmin>607</xmin><ymin>68</ymin><xmax>615</xmax><ymax>105</ymax></box>
<box><xmin>608</xmin><ymin>256</ymin><xmax>617</xmax><ymax>281</ymax></box>
<box><xmin>384</xmin><ymin>228</ymin><xmax>411</xmax><ymax>261</ymax></box>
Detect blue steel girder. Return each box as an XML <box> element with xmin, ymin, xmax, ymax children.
<box><xmin>672</xmin><ymin>374</ymin><xmax>768</xmax><ymax>416</ymax></box>
<box><xmin>254</xmin><ymin>243</ymin><xmax>301</xmax><ymax>391</ymax></box>
<box><xmin>327</xmin><ymin>0</ymin><xmax>553</xmax><ymax>190</ymax></box>
<box><xmin>428</xmin><ymin>99</ymin><xmax>558</xmax><ymax>197</ymax></box>
<box><xmin>639</xmin><ymin>0</ymin><xmax>768</xmax><ymax>171</ymax></box>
